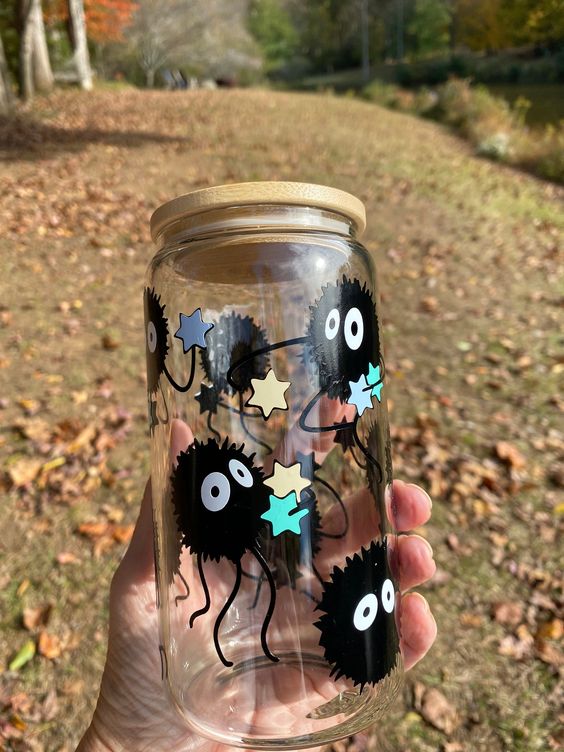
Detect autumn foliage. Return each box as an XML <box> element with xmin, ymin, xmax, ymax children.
<box><xmin>45</xmin><ymin>0</ymin><xmax>138</xmax><ymax>42</ymax></box>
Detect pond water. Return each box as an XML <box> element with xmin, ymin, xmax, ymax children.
<box><xmin>487</xmin><ymin>84</ymin><xmax>564</xmax><ymax>127</ymax></box>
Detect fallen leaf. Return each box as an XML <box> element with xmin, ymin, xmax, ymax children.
<box><xmin>71</xmin><ymin>390</ymin><xmax>89</xmax><ymax>405</ymax></box>
<box><xmin>416</xmin><ymin>685</ymin><xmax>459</xmax><ymax>734</ymax></box>
<box><xmin>56</xmin><ymin>551</ymin><xmax>80</xmax><ymax>565</ymax></box>
<box><xmin>492</xmin><ymin>601</ymin><xmax>523</xmax><ymax>627</ymax></box>
<box><xmin>112</xmin><ymin>524</ymin><xmax>134</xmax><ymax>544</ymax></box>
<box><xmin>16</xmin><ymin>578</ymin><xmax>31</xmax><ymax>597</ymax></box>
<box><xmin>17</xmin><ymin>397</ymin><xmax>40</xmax><ymax>415</ymax></box>
<box><xmin>101</xmin><ymin>333</ymin><xmax>120</xmax><ymax>350</ymax></box>
<box><xmin>61</xmin><ymin>678</ymin><xmax>85</xmax><ymax>695</ymax></box>
<box><xmin>78</xmin><ymin>521</ymin><xmax>109</xmax><ymax>539</ymax></box>
<box><xmin>535</xmin><ymin>639</ymin><xmax>564</xmax><ymax>668</ymax></box>
<box><xmin>460</xmin><ymin>612</ymin><xmax>483</xmax><ymax>628</ymax></box>
<box><xmin>421</xmin><ymin>296</ymin><xmax>438</xmax><ymax>313</ymax></box>
<box><xmin>41</xmin><ymin>687</ymin><xmax>59</xmax><ymax>721</ymax></box>
<box><xmin>536</xmin><ymin>619</ymin><xmax>563</xmax><ymax>641</ymax></box>
<box><xmin>13</xmin><ymin>417</ymin><xmax>51</xmax><ymax>443</ymax></box>
<box><xmin>9</xmin><ymin>639</ymin><xmax>36</xmax><ymax>671</ymax></box>
<box><xmin>8</xmin><ymin>458</ymin><xmax>43</xmax><ymax>488</ymax></box>
<box><xmin>23</xmin><ymin>604</ymin><xmax>52</xmax><ymax>631</ymax></box>
<box><xmin>495</xmin><ymin>441</ymin><xmax>526</xmax><ymax>470</ymax></box>
<box><xmin>38</xmin><ymin>631</ymin><xmax>62</xmax><ymax>659</ymax></box>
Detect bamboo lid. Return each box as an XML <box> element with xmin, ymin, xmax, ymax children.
<box><xmin>150</xmin><ymin>182</ymin><xmax>366</xmax><ymax>242</ymax></box>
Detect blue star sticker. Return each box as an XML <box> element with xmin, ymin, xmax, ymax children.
<box><xmin>367</xmin><ymin>362</ymin><xmax>384</xmax><ymax>402</ymax></box>
<box><xmin>261</xmin><ymin>492</ymin><xmax>309</xmax><ymax>537</ymax></box>
<box><xmin>174</xmin><ymin>309</ymin><xmax>213</xmax><ymax>353</ymax></box>
<box><xmin>347</xmin><ymin>373</ymin><xmax>374</xmax><ymax>416</ymax></box>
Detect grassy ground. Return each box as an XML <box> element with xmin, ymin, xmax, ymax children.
<box><xmin>0</xmin><ymin>87</ymin><xmax>562</xmax><ymax>751</ymax></box>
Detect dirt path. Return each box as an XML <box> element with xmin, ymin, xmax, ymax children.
<box><xmin>0</xmin><ymin>88</ymin><xmax>562</xmax><ymax>751</ymax></box>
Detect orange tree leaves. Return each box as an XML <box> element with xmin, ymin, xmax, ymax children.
<box><xmin>45</xmin><ymin>0</ymin><xmax>138</xmax><ymax>43</ymax></box>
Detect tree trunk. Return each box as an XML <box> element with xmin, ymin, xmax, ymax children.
<box><xmin>0</xmin><ymin>33</ymin><xmax>14</xmax><ymax>113</ymax></box>
<box><xmin>360</xmin><ymin>0</ymin><xmax>370</xmax><ymax>82</ymax></box>
<box><xmin>146</xmin><ymin>67</ymin><xmax>155</xmax><ymax>88</ymax></box>
<box><xmin>19</xmin><ymin>0</ymin><xmax>34</xmax><ymax>100</ymax></box>
<box><xmin>67</xmin><ymin>0</ymin><xmax>92</xmax><ymax>90</ymax></box>
<box><xmin>31</xmin><ymin>0</ymin><xmax>54</xmax><ymax>92</ymax></box>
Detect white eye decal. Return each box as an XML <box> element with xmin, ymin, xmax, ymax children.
<box><xmin>381</xmin><ymin>579</ymin><xmax>395</xmax><ymax>614</ymax></box>
<box><xmin>147</xmin><ymin>321</ymin><xmax>157</xmax><ymax>353</ymax></box>
<box><xmin>324</xmin><ymin>308</ymin><xmax>340</xmax><ymax>341</ymax></box>
<box><xmin>201</xmin><ymin>472</ymin><xmax>231</xmax><ymax>512</ymax></box>
<box><xmin>344</xmin><ymin>307</ymin><xmax>364</xmax><ymax>350</ymax></box>
<box><xmin>353</xmin><ymin>593</ymin><xmax>378</xmax><ymax>631</ymax></box>
<box><xmin>228</xmin><ymin>458</ymin><xmax>254</xmax><ymax>488</ymax></box>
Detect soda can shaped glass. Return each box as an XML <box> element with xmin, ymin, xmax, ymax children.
<box><xmin>145</xmin><ymin>182</ymin><xmax>402</xmax><ymax>749</ymax></box>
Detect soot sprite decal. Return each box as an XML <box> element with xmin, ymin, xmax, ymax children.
<box><xmin>143</xmin><ymin>286</ymin><xmax>213</xmax><ymax>436</ymax></box>
<box><xmin>315</xmin><ymin>539</ymin><xmax>400</xmax><ymax>690</ymax></box>
<box><xmin>225</xmin><ymin>276</ymin><xmax>386</xmax><ymax>486</ymax></box>
<box><xmin>144</xmin><ymin>287</ymin><xmax>169</xmax><ymax>395</ymax></box>
<box><xmin>171</xmin><ymin>437</ymin><xmax>278</xmax><ymax>667</ymax></box>
<box><xmin>201</xmin><ymin>312</ymin><xmax>270</xmax><ymax>397</ymax></box>
<box><xmin>306</xmin><ymin>276</ymin><xmax>379</xmax><ymax>402</ymax></box>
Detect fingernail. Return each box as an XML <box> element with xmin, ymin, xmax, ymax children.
<box><xmin>415</xmin><ymin>534</ymin><xmax>434</xmax><ymax>558</ymax></box>
<box><xmin>408</xmin><ymin>483</ymin><xmax>432</xmax><ymax>510</ymax></box>
<box><xmin>410</xmin><ymin>591</ymin><xmax>431</xmax><ymax>614</ymax></box>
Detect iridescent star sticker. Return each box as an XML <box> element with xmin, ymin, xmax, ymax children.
<box><xmin>148</xmin><ymin>397</ymin><xmax>159</xmax><ymax>434</ymax></box>
<box><xmin>195</xmin><ymin>383</ymin><xmax>219</xmax><ymax>414</ymax></box>
<box><xmin>347</xmin><ymin>374</ymin><xmax>373</xmax><ymax>417</ymax></box>
<box><xmin>246</xmin><ymin>368</ymin><xmax>291</xmax><ymax>419</ymax></box>
<box><xmin>264</xmin><ymin>460</ymin><xmax>311</xmax><ymax>499</ymax></box>
<box><xmin>174</xmin><ymin>309</ymin><xmax>213</xmax><ymax>353</ymax></box>
<box><xmin>366</xmin><ymin>362</ymin><xmax>384</xmax><ymax>402</ymax></box>
<box><xmin>261</xmin><ymin>492</ymin><xmax>309</xmax><ymax>536</ymax></box>
<box><xmin>333</xmin><ymin>417</ymin><xmax>356</xmax><ymax>453</ymax></box>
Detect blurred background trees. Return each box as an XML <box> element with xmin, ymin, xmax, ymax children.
<box><xmin>0</xmin><ymin>0</ymin><xmax>562</xmax><ymax>102</ymax></box>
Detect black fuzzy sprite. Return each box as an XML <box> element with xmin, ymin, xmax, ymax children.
<box><xmin>306</xmin><ymin>277</ymin><xmax>380</xmax><ymax>402</ymax></box>
<box><xmin>315</xmin><ymin>539</ymin><xmax>400</xmax><ymax>690</ymax></box>
<box><xmin>201</xmin><ymin>312</ymin><xmax>270</xmax><ymax>396</ymax></box>
<box><xmin>171</xmin><ymin>438</ymin><xmax>269</xmax><ymax>563</ymax></box>
<box><xmin>144</xmin><ymin>287</ymin><xmax>169</xmax><ymax>394</ymax></box>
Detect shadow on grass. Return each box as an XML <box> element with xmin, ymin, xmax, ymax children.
<box><xmin>0</xmin><ymin>113</ymin><xmax>189</xmax><ymax>161</ymax></box>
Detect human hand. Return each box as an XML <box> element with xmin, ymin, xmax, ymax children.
<box><xmin>77</xmin><ymin>418</ymin><xmax>437</xmax><ymax>752</ymax></box>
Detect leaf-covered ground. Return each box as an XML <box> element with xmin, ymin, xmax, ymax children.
<box><xmin>0</xmin><ymin>87</ymin><xmax>562</xmax><ymax>751</ymax></box>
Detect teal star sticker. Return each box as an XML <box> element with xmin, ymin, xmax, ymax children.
<box><xmin>261</xmin><ymin>492</ymin><xmax>309</xmax><ymax>537</ymax></box>
<box><xmin>174</xmin><ymin>309</ymin><xmax>214</xmax><ymax>353</ymax></box>
<box><xmin>367</xmin><ymin>362</ymin><xmax>384</xmax><ymax>402</ymax></box>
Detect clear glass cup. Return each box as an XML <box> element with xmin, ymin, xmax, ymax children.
<box><xmin>144</xmin><ymin>183</ymin><xmax>402</xmax><ymax>749</ymax></box>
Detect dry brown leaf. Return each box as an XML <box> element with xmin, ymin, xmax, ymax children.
<box><xmin>492</xmin><ymin>601</ymin><xmax>523</xmax><ymax>627</ymax></box>
<box><xmin>416</xmin><ymin>686</ymin><xmax>459</xmax><ymax>735</ymax></box>
<box><xmin>495</xmin><ymin>441</ymin><xmax>526</xmax><ymax>470</ymax></box>
<box><xmin>535</xmin><ymin>639</ymin><xmax>564</xmax><ymax>667</ymax></box>
<box><xmin>93</xmin><ymin>535</ymin><xmax>115</xmax><ymax>558</ymax></box>
<box><xmin>112</xmin><ymin>524</ymin><xmax>134</xmax><ymax>544</ymax></box>
<box><xmin>460</xmin><ymin>612</ymin><xmax>483</xmax><ymax>628</ymax></box>
<box><xmin>23</xmin><ymin>604</ymin><xmax>52</xmax><ymax>631</ymax></box>
<box><xmin>66</xmin><ymin>423</ymin><xmax>97</xmax><ymax>454</ymax></box>
<box><xmin>101</xmin><ymin>333</ymin><xmax>120</xmax><ymax>350</ymax></box>
<box><xmin>17</xmin><ymin>397</ymin><xmax>41</xmax><ymax>415</ymax></box>
<box><xmin>13</xmin><ymin>418</ymin><xmax>52</xmax><ymax>443</ymax></box>
<box><xmin>56</xmin><ymin>551</ymin><xmax>80</xmax><ymax>565</ymax></box>
<box><xmin>61</xmin><ymin>678</ymin><xmax>85</xmax><ymax>695</ymax></box>
<box><xmin>536</xmin><ymin>619</ymin><xmax>563</xmax><ymax>641</ymax></box>
<box><xmin>41</xmin><ymin>687</ymin><xmax>59</xmax><ymax>721</ymax></box>
<box><xmin>78</xmin><ymin>521</ymin><xmax>109</xmax><ymax>539</ymax></box>
<box><xmin>8</xmin><ymin>458</ymin><xmax>43</xmax><ymax>488</ymax></box>
<box><xmin>38</xmin><ymin>631</ymin><xmax>62</xmax><ymax>660</ymax></box>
